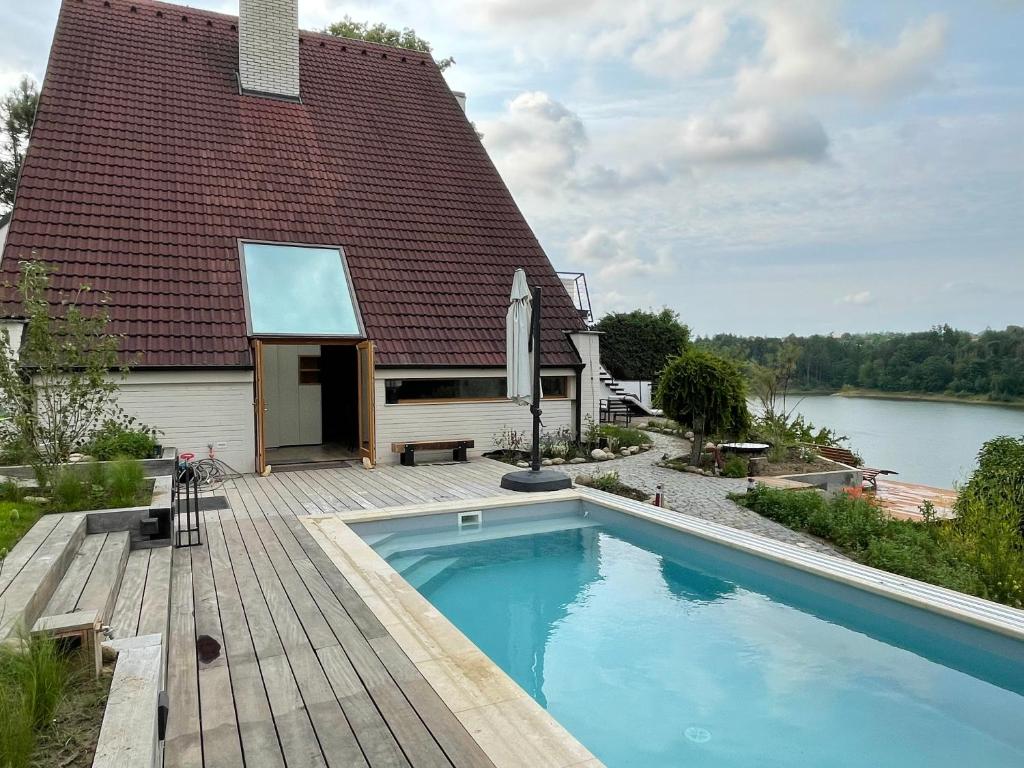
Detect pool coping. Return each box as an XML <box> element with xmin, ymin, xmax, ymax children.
<box><xmin>303</xmin><ymin>487</ymin><xmax>1024</xmax><ymax>768</ymax></box>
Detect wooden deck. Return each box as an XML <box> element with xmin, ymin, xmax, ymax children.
<box><xmin>873</xmin><ymin>478</ymin><xmax>957</xmax><ymax>520</ymax></box>
<box><xmin>161</xmin><ymin>460</ymin><xmax>515</xmax><ymax>768</ymax></box>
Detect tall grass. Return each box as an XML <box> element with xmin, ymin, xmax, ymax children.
<box><xmin>0</xmin><ymin>634</ymin><xmax>72</xmax><ymax>768</ymax></box>
<box><xmin>107</xmin><ymin>458</ymin><xmax>144</xmax><ymax>508</ymax></box>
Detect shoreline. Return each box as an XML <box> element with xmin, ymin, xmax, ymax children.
<box><xmin>789</xmin><ymin>388</ymin><xmax>1024</xmax><ymax>409</ymax></box>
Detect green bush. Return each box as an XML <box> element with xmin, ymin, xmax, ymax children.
<box><xmin>46</xmin><ymin>459</ymin><xmax>148</xmax><ymax>513</ymax></box>
<box><xmin>577</xmin><ymin>471</ymin><xmax>649</xmax><ymax>502</ymax></box>
<box><xmin>597</xmin><ymin>424</ymin><xmax>649</xmax><ymax>449</ymax></box>
<box><xmin>83</xmin><ymin>419</ymin><xmax>158</xmax><ymax>461</ymax></box>
<box><xmin>51</xmin><ymin>470</ymin><xmax>91</xmax><ymax>512</ymax></box>
<box><xmin>738</xmin><ymin>484</ymin><xmax>1023</xmax><ymax>609</ymax></box>
<box><xmin>722</xmin><ymin>454</ymin><xmax>748</xmax><ymax>478</ymax></box>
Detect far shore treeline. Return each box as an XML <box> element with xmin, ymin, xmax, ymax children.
<box><xmin>696</xmin><ymin>325</ymin><xmax>1024</xmax><ymax>402</ymax></box>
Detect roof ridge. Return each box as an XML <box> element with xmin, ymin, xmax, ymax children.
<box><xmin>94</xmin><ymin>0</ymin><xmax>436</xmax><ymax>64</ymax></box>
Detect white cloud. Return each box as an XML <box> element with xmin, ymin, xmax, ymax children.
<box><xmin>675</xmin><ymin>109</ymin><xmax>829</xmax><ymax>164</ymax></box>
<box><xmin>632</xmin><ymin>8</ymin><xmax>729</xmax><ymax>77</ymax></box>
<box><xmin>480</xmin><ymin>92</ymin><xmax>587</xmax><ymax>191</ymax></box>
<box><xmin>837</xmin><ymin>290</ymin><xmax>875</xmax><ymax>306</ymax></box>
<box><xmin>736</xmin><ymin>6</ymin><xmax>948</xmax><ymax>103</ymax></box>
<box><xmin>568</xmin><ymin>227</ymin><xmax>672</xmax><ymax>280</ymax></box>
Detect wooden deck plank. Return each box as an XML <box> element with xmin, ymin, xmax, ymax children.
<box><xmin>138</xmin><ymin>546</ymin><xmax>171</xmax><ymax>638</ymax></box>
<box><xmin>217</xmin><ymin>510</ymin><xmax>285</xmax><ymax>660</ymax></box>
<box><xmin>239</xmin><ymin>477</ymin><xmax>457</xmax><ymax>768</ymax></box>
<box><xmin>241</xmin><ymin>476</ymin><xmax>388</xmax><ymax>640</ymax></box>
<box><xmin>320</xmin><ymin>467</ymin><xmax>406</xmax><ymax>509</ymax></box>
<box><xmin>294</xmin><ymin>469</ymin><xmax>371</xmax><ymax>511</ymax></box>
<box><xmin>0</xmin><ymin>514</ymin><xmax>62</xmax><ymax>597</ymax></box>
<box><xmin>318</xmin><ymin>644</ymin><xmax>411</xmax><ymax>768</ymax></box>
<box><xmin>110</xmin><ymin>549</ymin><xmax>150</xmax><ymax>639</ymax></box>
<box><xmin>259</xmin><ymin>654</ymin><xmax>329</xmax><ymax>768</ymax></box>
<box><xmin>191</xmin><ymin>521</ymin><xmax>245</xmax><ymax>768</ymax></box>
<box><xmin>203</xmin><ymin>519</ymin><xmax>284</xmax><ymax>767</ymax></box>
<box><xmin>372</xmin><ymin>636</ymin><xmax>493</xmax><ymax>768</ymax></box>
<box><xmin>164</xmin><ymin>547</ymin><xmax>202</xmax><ymax>768</ymax></box>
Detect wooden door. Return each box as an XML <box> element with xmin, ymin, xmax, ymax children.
<box><xmin>356</xmin><ymin>340</ymin><xmax>376</xmax><ymax>465</ymax></box>
<box><xmin>254</xmin><ymin>340</ymin><xmax>267</xmax><ymax>473</ymax></box>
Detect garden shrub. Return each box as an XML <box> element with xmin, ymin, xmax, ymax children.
<box><xmin>576</xmin><ymin>471</ymin><xmax>649</xmax><ymax>501</ymax></box>
<box><xmin>83</xmin><ymin>419</ymin><xmax>158</xmax><ymax>461</ymax></box>
<box><xmin>738</xmin><ymin>483</ymin><xmax>1023</xmax><ymax>608</ymax></box>
<box><xmin>597</xmin><ymin>424</ymin><xmax>648</xmax><ymax>449</ymax></box>
<box><xmin>721</xmin><ymin>454</ymin><xmax>747</xmax><ymax>478</ymax></box>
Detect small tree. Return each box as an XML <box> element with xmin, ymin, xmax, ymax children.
<box><xmin>595</xmin><ymin>308</ymin><xmax>690</xmax><ymax>382</ymax></box>
<box><xmin>0</xmin><ymin>260</ymin><xmax>126</xmax><ymax>478</ymax></box>
<box><xmin>655</xmin><ymin>348</ymin><xmax>749</xmax><ymax>465</ymax></box>
<box><xmin>0</xmin><ymin>77</ymin><xmax>39</xmax><ymax>213</ymax></box>
<box><xmin>325</xmin><ymin>17</ymin><xmax>454</xmax><ymax>71</ymax></box>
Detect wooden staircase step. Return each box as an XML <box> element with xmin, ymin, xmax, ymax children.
<box><xmin>78</xmin><ymin>531</ymin><xmax>131</xmax><ymax>626</ymax></box>
<box><xmin>0</xmin><ymin>514</ymin><xmax>87</xmax><ymax>642</ymax></box>
<box><xmin>42</xmin><ymin>531</ymin><xmax>131</xmax><ymax>627</ymax></box>
<box><xmin>44</xmin><ymin>533</ymin><xmax>107</xmax><ymax>616</ymax></box>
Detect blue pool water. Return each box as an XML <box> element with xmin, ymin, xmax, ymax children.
<box><xmin>356</xmin><ymin>504</ymin><xmax>1024</xmax><ymax>768</ymax></box>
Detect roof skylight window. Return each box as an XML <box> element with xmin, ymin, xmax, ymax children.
<box><xmin>241</xmin><ymin>242</ymin><xmax>363</xmax><ymax>337</ymax></box>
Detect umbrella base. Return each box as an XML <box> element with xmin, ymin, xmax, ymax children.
<box><xmin>500</xmin><ymin>469</ymin><xmax>573</xmax><ymax>492</ymax></box>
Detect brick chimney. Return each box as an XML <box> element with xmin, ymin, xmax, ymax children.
<box><xmin>239</xmin><ymin>0</ymin><xmax>300</xmax><ymax>99</ymax></box>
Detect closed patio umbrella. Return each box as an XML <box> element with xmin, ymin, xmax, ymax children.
<box><xmin>506</xmin><ymin>268</ymin><xmax>535</xmax><ymax>405</ymax></box>
<box><xmin>500</xmin><ymin>269</ymin><xmax>571</xmax><ymax>492</ymax></box>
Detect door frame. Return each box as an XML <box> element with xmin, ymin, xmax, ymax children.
<box><xmin>356</xmin><ymin>340</ymin><xmax>376</xmax><ymax>466</ymax></box>
<box><xmin>253</xmin><ymin>338</ymin><xmax>372</xmax><ymax>474</ymax></box>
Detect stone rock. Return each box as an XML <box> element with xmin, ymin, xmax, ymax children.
<box><xmin>575</xmin><ymin>474</ymin><xmax>592</xmax><ymax>486</ymax></box>
<box><xmin>516</xmin><ymin>461</ymin><xmax>530</xmax><ymax>468</ymax></box>
<box><xmin>628</xmin><ymin>445</ymin><xmax>640</xmax><ymax>455</ymax></box>
<box><xmin>685</xmin><ymin>431</ymin><xmax>695</xmax><ymax>440</ymax></box>
<box><xmin>705</xmin><ymin>442</ymin><xmax>717</xmax><ymax>451</ymax></box>
<box><xmin>541</xmin><ymin>458</ymin><xmax>553</xmax><ymax>466</ymax></box>
<box><xmin>620</xmin><ymin>448</ymin><xmax>631</xmax><ymax>457</ymax></box>
<box><xmin>591</xmin><ymin>449</ymin><xmax>607</xmax><ymax>461</ymax></box>
<box><xmin>682</xmin><ymin>465</ymin><xmax>703</xmax><ymax>475</ymax></box>
<box><xmin>550</xmin><ymin>457</ymin><xmax>565</xmax><ymax>465</ymax></box>
<box><xmin>23</xmin><ymin>496</ymin><xmax>49</xmax><ymax>504</ymax></box>
<box><xmin>569</xmin><ymin>457</ymin><xmax>588</xmax><ymax>464</ymax></box>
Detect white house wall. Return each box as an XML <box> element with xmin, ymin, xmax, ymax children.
<box><xmin>112</xmin><ymin>370</ymin><xmax>256</xmax><ymax>473</ymax></box>
<box><xmin>374</xmin><ymin>367</ymin><xmax>576</xmax><ymax>463</ymax></box>
<box><xmin>570</xmin><ymin>331</ymin><xmax>601</xmax><ymax>430</ymax></box>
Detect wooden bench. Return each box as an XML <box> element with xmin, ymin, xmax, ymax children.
<box><xmin>809</xmin><ymin>444</ymin><xmax>897</xmax><ymax>489</ymax></box>
<box><xmin>391</xmin><ymin>439</ymin><xmax>474</xmax><ymax>467</ymax></box>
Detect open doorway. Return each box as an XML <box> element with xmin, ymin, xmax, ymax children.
<box><xmin>259</xmin><ymin>342</ymin><xmax>361</xmax><ymax>467</ymax></box>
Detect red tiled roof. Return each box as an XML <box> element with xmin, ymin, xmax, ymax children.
<box><xmin>1</xmin><ymin>0</ymin><xmax>586</xmax><ymax>368</ymax></box>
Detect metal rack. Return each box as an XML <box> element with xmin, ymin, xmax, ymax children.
<box><xmin>175</xmin><ymin>458</ymin><xmax>202</xmax><ymax>548</ymax></box>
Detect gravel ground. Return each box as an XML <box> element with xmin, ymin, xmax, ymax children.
<box><xmin>561</xmin><ymin>430</ymin><xmax>843</xmax><ymax>556</ymax></box>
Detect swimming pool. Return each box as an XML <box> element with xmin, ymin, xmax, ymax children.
<box><xmin>348</xmin><ymin>492</ymin><xmax>1024</xmax><ymax>768</ymax></box>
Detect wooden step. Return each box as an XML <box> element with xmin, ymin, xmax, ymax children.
<box><xmin>42</xmin><ymin>531</ymin><xmax>130</xmax><ymax>627</ymax></box>
<box><xmin>0</xmin><ymin>513</ymin><xmax>87</xmax><ymax>642</ymax></box>
<box><xmin>108</xmin><ymin>546</ymin><xmax>172</xmax><ymax>642</ymax></box>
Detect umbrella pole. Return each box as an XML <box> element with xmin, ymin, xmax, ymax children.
<box><xmin>499</xmin><ymin>280</ymin><xmax>571</xmax><ymax>493</ymax></box>
<box><xmin>530</xmin><ymin>285</ymin><xmax>542</xmax><ymax>473</ymax></box>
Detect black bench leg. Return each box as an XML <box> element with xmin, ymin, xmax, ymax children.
<box><xmin>401</xmin><ymin>446</ymin><xmax>416</xmax><ymax>466</ymax></box>
<box><xmin>453</xmin><ymin>444</ymin><xmax>468</xmax><ymax>462</ymax></box>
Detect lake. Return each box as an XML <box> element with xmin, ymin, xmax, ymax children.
<box><xmin>787</xmin><ymin>395</ymin><xmax>1024</xmax><ymax>489</ymax></box>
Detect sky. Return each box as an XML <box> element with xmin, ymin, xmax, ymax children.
<box><xmin>1</xmin><ymin>0</ymin><xmax>1022</xmax><ymax>337</ymax></box>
